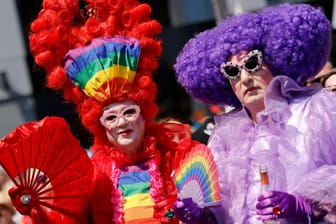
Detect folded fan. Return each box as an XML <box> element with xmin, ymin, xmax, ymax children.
<box><xmin>172</xmin><ymin>144</ymin><xmax>222</xmax><ymax>208</ymax></box>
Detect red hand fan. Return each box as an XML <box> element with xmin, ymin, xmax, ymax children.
<box><xmin>172</xmin><ymin>144</ymin><xmax>222</xmax><ymax>208</ymax></box>
<box><xmin>0</xmin><ymin>116</ymin><xmax>92</xmax><ymax>224</ymax></box>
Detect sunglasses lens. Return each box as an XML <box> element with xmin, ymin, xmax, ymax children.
<box><xmin>244</xmin><ymin>55</ymin><xmax>259</xmax><ymax>70</ymax></box>
<box><xmin>220</xmin><ymin>50</ymin><xmax>262</xmax><ymax>79</ymax></box>
<box><xmin>123</xmin><ymin>107</ymin><xmax>139</xmax><ymax>121</ymax></box>
<box><xmin>224</xmin><ymin>66</ymin><xmax>240</xmax><ymax>78</ymax></box>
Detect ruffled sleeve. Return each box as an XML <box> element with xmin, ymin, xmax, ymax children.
<box><xmin>260</xmin><ymin>77</ymin><xmax>336</xmax><ymax>221</ymax></box>
<box><xmin>208</xmin><ymin>76</ymin><xmax>336</xmax><ymax>223</ymax></box>
<box><xmin>288</xmin><ymin>88</ymin><xmax>336</xmax><ymax>193</ymax></box>
<box><xmin>288</xmin><ymin>88</ymin><xmax>336</xmax><ymax>222</ymax></box>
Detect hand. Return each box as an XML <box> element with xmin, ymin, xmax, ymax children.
<box><xmin>173</xmin><ymin>198</ymin><xmax>202</xmax><ymax>223</ymax></box>
<box><xmin>256</xmin><ymin>191</ymin><xmax>312</xmax><ymax>222</ymax></box>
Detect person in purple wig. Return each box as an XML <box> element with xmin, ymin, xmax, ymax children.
<box><xmin>173</xmin><ymin>3</ymin><xmax>336</xmax><ymax>224</ymax></box>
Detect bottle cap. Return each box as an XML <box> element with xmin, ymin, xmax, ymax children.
<box><xmin>259</xmin><ymin>164</ymin><xmax>268</xmax><ymax>173</ymax></box>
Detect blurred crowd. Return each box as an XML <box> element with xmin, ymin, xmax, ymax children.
<box><xmin>306</xmin><ymin>61</ymin><xmax>336</xmax><ymax>91</ymax></box>
<box><xmin>0</xmin><ymin>167</ymin><xmax>16</xmax><ymax>224</ymax></box>
<box><xmin>0</xmin><ymin>167</ymin><xmax>27</xmax><ymax>224</ymax></box>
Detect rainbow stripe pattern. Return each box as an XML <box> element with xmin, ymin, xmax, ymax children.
<box><xmin>64</xmin><ymin>36</ymin><xmax>141</xmax><ymax>102</ymax></box>
<box><xmin>173</xmin><ymin>145</ymin><xmax>222</xmax><ymax>207</ymax></box>
<box><xmin>118</xmin><ymin>165</ymin><xmax>158</xmax><ymax>223</ymax></box>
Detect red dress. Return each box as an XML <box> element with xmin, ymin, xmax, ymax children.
<box><xmin>89</xmin><ymin>122</ymin><xmax>196</xmax><ymax>223</ymax></box>
<box><xmin>0</xmin><ymin>118</ymin><xmax>198</xmax><ymax>224</ymax></box>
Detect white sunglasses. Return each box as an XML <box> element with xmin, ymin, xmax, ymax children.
<box><xmin>220</xmin><ymin>49</ymin><xmax>263</xmax><ymax>80</ymax></box>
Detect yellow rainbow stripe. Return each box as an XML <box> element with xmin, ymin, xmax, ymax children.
<box><xmin>123</xmin><ymin>193</ymin><xmax>154</xmax><ymax>210</ymax></box>
<box><xmin>84</xmin><ymin>65</ymin><xmax>136</xmax><ymax>98</ymax></box>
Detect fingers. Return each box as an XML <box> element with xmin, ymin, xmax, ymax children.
<box><xmin>256</xmin><ymin>206</ymin><xmax>274</xmax><ymax>215</ymax></box>
<box><xmin>256</xmin><ymin>193</ymin><xmax>279</xmax><ymax>220</ymax></box>
<box><xmin>181</xmin><ymin>198</ymin><xmax>197</xmax><ymax>213</ymax></box>
<box><xmin>257</xmin><ymin>213</ymin><xmax>278</xmax><ymax>221</ymax></box>
<box><xmin>256</xmin><ymin>191</ymin><xmax>283</xmax><ymax>215</ymax></box>
<box><xmin>257</xmin><ymin>190</ymin><xmax>277</xmax><ymax>201</ymax></box>
<box><xmin>174</xmin><ymin>198</ymin><xmax>196</xmax><ymax>210</ymax></box>
<box><xmin>183</xmin><ymin>209</ymin><xmax>193</xmax><ymax>221</ymax></box>
<box><xmin>174</xmin><ymin>200</ymin><xmax>184</xmax><ymax>208</ymax></box>
<box><xmin>185</xmin><ymin>205</ymin><xmax>197</xmax><ymax>217</ymax></box>
<box><xmin>182</xmin><ymin>198</ymin><xmax>193</xmax><ymax>204</ymax></box>
<box><xmin>173</xmin><ymin>198</ymin><xmax>202</xmax><ymax>223</ymax></box>
<box><xmin>256</xmin><ymin>198</ymin><xmax>272</xmax><ymax>209</ymax></box>
<box><xmin>257</xmin><ymin>191</ymin><xmax>283</xmax><ymax>207</ymax></box>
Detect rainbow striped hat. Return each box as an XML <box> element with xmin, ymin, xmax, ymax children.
<box><xmin>64</xmin><ymin>36</ymin><xmax>141</xmax><ymax>102</ymax></box>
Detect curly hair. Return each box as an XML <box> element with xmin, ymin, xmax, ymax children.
<box><xmin>29</xmin><ymin>0</ymin><xmax>162</xmax><ymax>146</ymax></box>
<box><xmin>174</xmin><ymin>3</ymin><xmax>331</xmax><ymax>107</ymax></box>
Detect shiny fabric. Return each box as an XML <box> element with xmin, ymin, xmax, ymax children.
<box><xmin>118</xmin><ymin>163</ymin><xmax>156</xmax><ymax>223</ymax></box>
<box><xmin>88</xmin><ymin>122</ymin><xmax>196</xmax><ymax>224</ymax></box>
<box><xmin>208</xmin><ymin>76</ymin><xmax>336</xmax><ymax>223</ymax></box>
<box><xmin>64</xmin><ymin>36</ymin><xmax>141</xmax><ymax>102</ymax></box>
<box><xmin>173</xmin><ymin>198</ymin><xmax>202</xmax><ymax>224</ymax></box>
<box><xmin>0</xmin><ymin>117</ymin><xmax>92</xmax><ymax>224</ymax></box>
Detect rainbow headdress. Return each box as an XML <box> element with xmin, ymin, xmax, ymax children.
<box><xmin>172</xmin><ymin>144</ymin><xmax>222</xmax><ymax>208</ymax></box>
<box><xmin>64</xmin><ymin>36</ymin><xmax>141</xmax><ymax>102</ymax></box>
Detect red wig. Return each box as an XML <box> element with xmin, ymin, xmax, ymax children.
<box><xmin>29</xmin><ymin>0</ymin><xmax>162</xmax><ymax>147</ymax></box>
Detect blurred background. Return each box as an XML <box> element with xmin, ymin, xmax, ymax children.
<box><xmin>0</xmin><ymin>0</ymin><xmax>334</xmax><ymax>148</ymax></box>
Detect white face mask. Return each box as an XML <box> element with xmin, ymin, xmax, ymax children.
<box><xmin>100</xmin><ymin>100</ymin><xmax>145</xmax><ymax>155</ymax></box>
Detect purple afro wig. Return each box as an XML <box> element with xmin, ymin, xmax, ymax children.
<box><xmin>174</xmin><ymin>3</ymin><xmax>331</xmax><ymax>107</ymax></box>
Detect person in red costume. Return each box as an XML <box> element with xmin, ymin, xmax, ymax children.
<box><xmin>0</xmin><ymin>0</ymin><xmax>222</xmax><ymax>223</ymax></box>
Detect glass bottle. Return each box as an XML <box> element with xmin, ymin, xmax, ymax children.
<box><xmin>259</xmin><ymin>165</ymin><xmax>280</xmax><ymax>224</ymax></box>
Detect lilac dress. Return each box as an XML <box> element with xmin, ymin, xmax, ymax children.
<box><xmin>208</xmin><ymin>76</ymin><xmax>336</xmax><ymax>224</ymax></box>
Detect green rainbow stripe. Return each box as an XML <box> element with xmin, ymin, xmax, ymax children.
<box><xmin>64</xmin><ymin>36</ymin><xmax>141</xmax><ymax>101</ymax></box>
<box><xmin>84</xmin><ymin>65</ymin><xmax>136</xmax><ymax>97</ymax></box>
<box><xmin>118</xmin><ymin>181</ymin><xmax>150</xmax><ymax>197</ymax></box>
<box><xmin>75</xmin><ymin>52</ymin><xmax>138</xmax><ymax>88</ymax></box>
<box><xmin>118</xmin><ymin>171</ymin><xmax>155</xmax><ymax>222</ymax></box>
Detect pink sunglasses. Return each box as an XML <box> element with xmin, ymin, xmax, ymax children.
<box><xmin>100</xmin><ymin>105</ymin><xmax>141</xmax><ymax>129</ymax></box>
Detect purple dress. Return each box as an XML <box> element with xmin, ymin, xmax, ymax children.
<box><xmin>208</xmin><ymin>76</ymin><xmax>336</xmax><ymax>223</ymax></box>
